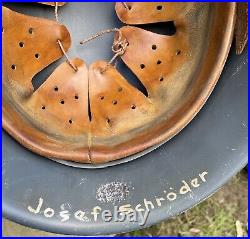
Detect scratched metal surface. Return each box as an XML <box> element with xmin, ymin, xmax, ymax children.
<box><xmin>2</xmin><ymin>2</ymin><xmax>248</xmax><ymax>236</ymax></box>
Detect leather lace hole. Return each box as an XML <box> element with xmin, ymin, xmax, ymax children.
<box><xmin>140</xmin><ymin>64</ymin><xmax>145</xmax><ymax>69</ymax></box>
<box><xmin>176</xmin><ymin>50</ymin><xmax>181</xmax><ymax>55</ymax></box>
<box><xmin>159</xmin><ymin>77</ymin><xmax>164</xmax><ymax>82</ymax></box>
<box><xmin>157</xmin><ymin>60</ymin><xmax>162</xmax><ymax>65</ymax></box>
<box><xmin>112</xmin><ymin>100</ymin><xmax>118</xmax><ymax>105</ymax></box>
<box><xmin>28</xmin><ymin>28</ymin><xmax>33</xmax><ymax>34</ymax></box>
<box><xmin>69</xmin><ymin>119</ymin><xmax>73</xmax><ymax>124</ymax></box>
<box><xmin>152</xmin><ymin>45</ymin><xmax>157</xmax><ymax>50</ymax></box>
<box><xmin>35</xmin><ymin>53</ymin><xmax>40</xmax><ymax>59</ymax></box>
<box><xmin>157</xmin><ymin>5</ymin><xmax>163</xmax><ymax>10</ymax></box>
<box><xmin>11</xmin><ymin>64</ymin><xmax>16</xmax><ymax>70</ymax></box>
<box><xmin>128</xmin><ymin>6</ymin><xmax>132</xmax><ymax>10</ymax></box>
<box><xmin>2</xmin><ymin>27</ymin><xmax>4</xmax><ymax>33</ymax></box>
<box><xmin>75</xmin><ymin>95</ymin><xmax>79</xmax><ymax>100</ymax></box>
<box><xmin>54</xmin><ymin>86</ymin><xmax>58</xmax><ymax>91</ymax></box>
<box><xmin>100</xmin><ymin>96</ymin><xmax>104</xmax><ymax>100</ymax></box>
<box><xmin>118</xmin><ymin>87</ymin><xmax>123</xmax><ymax>92</ymax></box>
<box><xmin>42</xmin><ymin>106</ymin><xmax>46</xmax><ymax>110</ymax></box>
<box><xmin>60</xmin><ymin>100</ymin><xmax>65</xmax><ymax>105</ymax></box>
<box><xmin>19</xmin><ymin>42</ymin><xmax>24</xmax><ymax>48</ymax></box>
<box><xmin>131</xmin><ymin>104</ymin><xmax>136</xmax><ymax>110</ymax></box>
<box><xmin>106</xmin><ymin>118</ymin><xmax>111</xmax><ymax>124</ymax></box>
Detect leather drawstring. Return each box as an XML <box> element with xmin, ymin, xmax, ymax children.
<box><xmin>54</xmin><ymin>2</ymin><xmax>78</xmax><ymax>72</ymax></box>
<box><xmin>54</xmin><ymin>2</ymin><xmax>59</xmax><ymax>22</ymax></box>
<box><xmin>57</xmin><ymin>40</ymin><xmax>78</xmax><ymax>72</ymax></box>
<box><xmin>80</xmin><ymin>28</ymin><xmax>122</xmax><ymax>45</ymax></box>
<box><xmin>80</xmin><ymin>28</ymin><xmax>128</xmax><ymax>73</ymax></box>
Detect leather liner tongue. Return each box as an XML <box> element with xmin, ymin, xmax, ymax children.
<box><xmin>25</xmin><ymin>58</ymin><xmax>89</xmax><ymax>138</ymax></box>
<box><xmin>115</xmin><ymin>26</ymin><xmax>188</xmax><ymax>97</ymax></box>
<box><xmin>89</xmin><ymin>61</ymin><xmax>153</xmax><ymax>136</ymax></box>
<box><xmin>2</xmin><ymin>6</ymin><xmax>71</xmax><ymax>95</ymax></box>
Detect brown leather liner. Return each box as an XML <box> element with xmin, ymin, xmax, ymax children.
<box><xmin>2</xmin><ymin>3</ymin><xmax>236</xmax><ymax>164</ymax></box>
<box><xmin>90</xmin><ymin>3</ymin><xmax>236</xmax><ymax>163</ymax></box>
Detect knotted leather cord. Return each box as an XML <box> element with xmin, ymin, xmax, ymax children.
<box><xmin>80</xmin><ymin>28</ymin><xmax>128</xmax><ymax>73</ymax></box>
<box><xmin>108</xmin><ymin>39</ymin><xmax>128</xmax><ymax>72</ymax></box>
<box><xmin>54</xmin><ymin>2</ymin><xmax>78</xmax><ymax>72</ymax></box>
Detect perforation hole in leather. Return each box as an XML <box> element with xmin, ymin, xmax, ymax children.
<box><xmin>176</xmin><ymin>50</ymin><xmax>181</xmax><ymax>55</ymax></box>
<box><xmin>131</xmin><ymin>104</ymin><xmax>136</xmax><ymax>110</ymax></box>
<box><xmin>152</xmin><ymin>45</ymin><xmax>157</xmax><ymax>50</ymax></box>
<box><xmin>28</xmin><ymin>27</ymin><xmax>33</xmax><ymax>34</ymax></box>
<box><xmin>106</xmin><ymin>118</ymin><xmax>111</xmax><ymax>124</ymax></box>
<box><xmin>140</xmin><ymin>64</ymin><xmax>145</xmax><ymax>69</ymax></box>
<box><xmin>156</xmin><ymin>5</ymin><xmax>163</xmax><ymax>11</ymax></box>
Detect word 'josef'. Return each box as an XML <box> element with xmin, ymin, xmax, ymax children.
<box><xmin>28</xmin><ymin>199</ymin><xmax>149</xmax><ymax>226</ymax></box>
